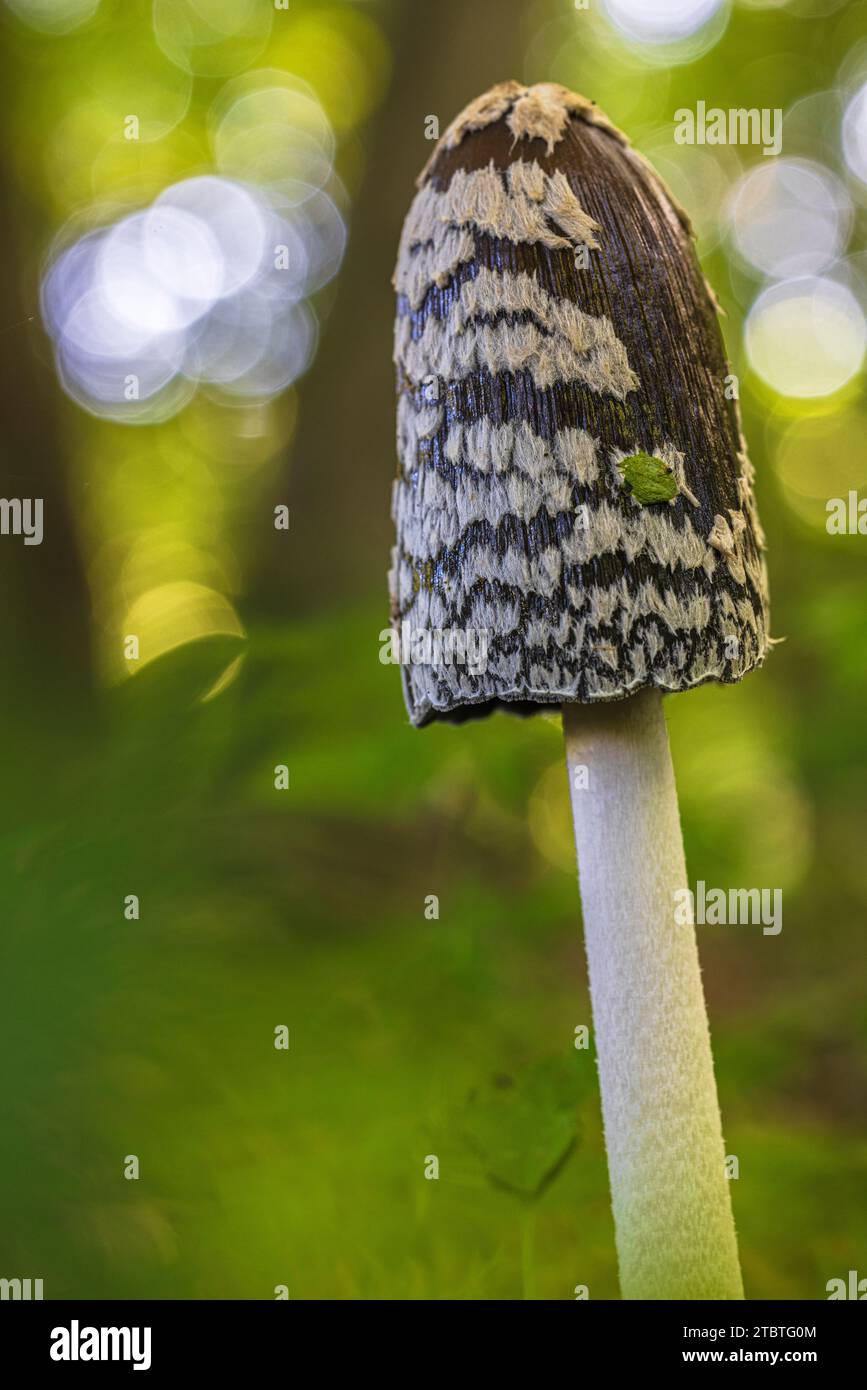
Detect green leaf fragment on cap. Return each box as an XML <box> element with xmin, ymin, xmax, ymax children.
<box><xmin>619</xmin><ymin>453</ymin><xmax>679</xmax><ymax>505</ymax></box>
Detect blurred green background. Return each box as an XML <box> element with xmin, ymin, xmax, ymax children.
<box><xmin>0</xmin><ymin>0</ymin><xmax>865</xmax><ymax>1299</ymax></box>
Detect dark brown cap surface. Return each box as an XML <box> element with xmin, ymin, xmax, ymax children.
<box><xmin>391</xmin><ymin>82</ymin><xmax>769</xmax><ymax>727</ymax></box>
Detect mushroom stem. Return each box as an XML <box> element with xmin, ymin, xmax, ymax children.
<box><xmin>563</xmin><ymin>689</ymin><xmax>743</xmax><ymax>1300</ymax></box>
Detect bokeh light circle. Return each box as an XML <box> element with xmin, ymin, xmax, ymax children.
<box><xmin>152</xmin><ymin>177</ymin><xmax>267</xmax><ymax>297</ymax></box>
<box><xmin>152</xmin><ymin>0</ymin><xmax>273</xmax><ymax>78</ymax></box>
<box><xmin>85</xmin><ymin>33</ymin><xmax>193</xmax><ymax>143</ymax></box>
<box><xmin>279</xmin><ymin>187</ymin><xmax>348</xmax><ymax>294</ymax></box>
<box><xmin>745</xmin><ymin>278</ymin><xmax>867</xmax><ymax>398</ymax></box>
<box><xmin>4</xmin><ymin>0</ymin><xmax>99</xmax><ymax>34</ymax></box>
<box><xmin>782</xmin><ymin>89</ymin><xmax>844</xmax><ymax>167</ymax></box>
<box><xmin>728</xmin><ymin>159</ymin><xmax>853</xmax><ymax>278</ymax></box>
<box><xmin>215</xmin><ymin>301</ymin><xmax>318</xmax><ymax>401</ymax></box>
<box><xmin>142</xmin><ymin>206</ymin><xmax>225</xmax><ymax>311</ymax></box>
<box><xmin>98</xmin><ymin>215</ymin><xmax>196</xmax><ymax>337</ymax></box>
<box><xmin>41</xmin><ymin>57</ymin><xmax>347</xmax><ymax>426</ymax></box>
<box><xmin>773</xmin><ymin>410</ymin><xmax>867</xmax><ymax>530</ymax></box>
<box><xmin>842</xmin><ymin>83</ymin><xmax>867</xmax><ymax>186</ymax></box>
<box><xmin>41</xmin><ymin>165</ymin><xmax>346</xmax><ymax>423</ymax></box>
<box><xmin>601</xmin><ymin>0</ymin><xmax>725</xmax><ymax>43</ymax></box>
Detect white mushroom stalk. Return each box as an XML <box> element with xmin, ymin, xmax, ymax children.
<box><xmin>564</xmin><ymin>690</ymin><xmax>743</xmax><ymax>1299</ymax></box>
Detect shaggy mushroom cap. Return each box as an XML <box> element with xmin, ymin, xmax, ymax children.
<box><xmin>390</xmin><ymin>81</ymin><xmax>770</xmax><ymax>727</ymax></box>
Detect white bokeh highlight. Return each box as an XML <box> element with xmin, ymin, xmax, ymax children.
<box><xmin>212</xmin><ymin>73</ymin><xmax>336</xmax><ymax>198</ymax></box>
<box><xmin>152</xmin><ymin>177</ymin><xmax>267</xmax><ymax>297</ymax></box>
<box><xmin>745</xmin><ymin>277</ymin><xmax>867</xmax><ymax>398</ymax></box>
<box><xmin>842</xmin><ymin>83</ymin><xmax>867</xmax><ymax>186</ymax></box>
<box><xmin>728</xmin><ymin>159</ymin><xmax>853</xmax><ymax>279</ymax></box>
<box><xmin>602</xmin><ymin>0</ymin><xmax>725</xmax><ymax>44</ymax></box>
<box><xmin>41</xmin><ymin>81</ymin><xmax>346</xmax><ymax>423</ymax></box>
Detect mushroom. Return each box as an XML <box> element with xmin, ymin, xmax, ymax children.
<box><xmin>390</xmin><ymin>82</ymin><xmax>769</xmax><ymax>1300</ymax></box>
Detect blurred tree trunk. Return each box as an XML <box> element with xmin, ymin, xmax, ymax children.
<box><xmin>0</xmin><ymin>64</ymin><xmax>94</xmax><ymax>720</ymax></box>
<box><xmin>252</xmin><ymin>0</ymin><xmax>522</xmax><ymax>621</ymax></box>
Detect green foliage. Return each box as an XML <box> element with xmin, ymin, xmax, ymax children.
<box><xmin>0</xmin><ymin>602</ymin><xmax>863</xmax><ymax>1297</ymax></box>
<box><xmin>445</xmin><ymin>1056</ymin><xmax>589</xmax><ymax>1200</ymax></box>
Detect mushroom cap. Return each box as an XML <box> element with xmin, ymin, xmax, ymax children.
<box><xmin>391</xmin><ymin>82</ymin><xmax>769</xmax><ymax>727</ymax></box>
